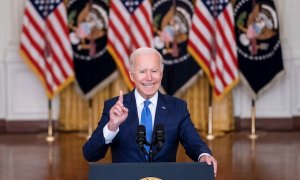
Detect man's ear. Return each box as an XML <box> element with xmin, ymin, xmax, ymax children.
<box><xmin>129</xmin><ymin>71</ymin><xmax>134</xmax><ymax>82</ymax></box>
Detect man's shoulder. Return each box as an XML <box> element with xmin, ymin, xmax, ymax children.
<box><xmin>159</xmin><ymin>93</ymin><xmax>186</xmax><ymax>105</ymax></box>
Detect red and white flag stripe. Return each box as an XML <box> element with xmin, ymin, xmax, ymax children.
<box><xmin>188</xmin><ymin>0</ymin><xmax>238</xmax><ymax>99</ymax></box>
<box><xmin>20</xmin><ymin>0</ymin><xmax>74</xmax><ymax>98</ymax></box>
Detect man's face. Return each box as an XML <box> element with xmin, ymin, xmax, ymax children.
<box><xmin>129</xmin><ymin>52</ymin><xmax>163</xmax><ymax>99</ymax></box>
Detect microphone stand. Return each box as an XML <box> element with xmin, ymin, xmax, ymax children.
<box><xmin>147</xmin><ymin>141</ymin><xmax>163</xmax><ymax>162</ymax></box>
<box><xmin>148</xmin><ymin>124</ymin><xmax>165</xmax><ymax>162</ymax></box>
<box><xmin>139</xmin><ymin>141</ymin><xmax>154</xmax><ymax>162</ymax></box>
<box><xmin>148</xmin><ymin>148</ymin><xmax>153</xmax><ymax>162</ymax></box>
<box><xmin>144</xmin><ymin>141</ymin><xmax>153</xmax><ymax>162</ymax></box>
<box><xmin>141</xmin><ymin>145</ymin><xmax>149</xmax><ymax>158</ymax></box>
<box><xmin>136</xmin><ymin>125</ymin><xmax>165</xmax><ymax>162</ymax></box>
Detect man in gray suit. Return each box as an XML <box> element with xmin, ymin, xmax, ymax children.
<box><xmin>83</xmin><ymin>47</ymin><xmax>217</xmax><ymax>176</ymax></box>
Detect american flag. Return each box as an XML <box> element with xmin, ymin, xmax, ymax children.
<box><xmin>107</xmin><ymin>0</ymin><xmax>153</xmax><ymax>89</ymax></box>
<box><xmin>20</xmin><ymin>0</ymin><xmax>74</xmax><ymax>99</ymax></box>
<box><xmin>187</xmin><ymin>0</ymin><xmax>238</xmax><ymax>99</ymax></box>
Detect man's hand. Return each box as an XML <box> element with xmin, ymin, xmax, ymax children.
<box><xmin>108</xmin><ymin>90</ymin><xmax>129</xmax><ymax>131</ymax></box>
<box><xmin>199</xmin><ymin>155</ymin><xmax>217</xmax><ymax>177</ymax></box>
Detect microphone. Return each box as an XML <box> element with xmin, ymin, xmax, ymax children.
<box><xmin>136</xmin><ymin>125</ymin><xmax>150</xmax><ymax>158</ymax></box>
<box><xmin>154</xmin><ymin>124</ymin><xmax>165</xmax><ymax>151</ymax></box>
<box><xmin>136</xmin><ymin>125</ymin><xmax>146</xmax><ymax>148</ymax></box>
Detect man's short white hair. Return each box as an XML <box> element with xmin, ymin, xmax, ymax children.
<box><xmin>129</xmin><ymin>47</ymin><xmax>164</xmax><ymax>71</ymax></box>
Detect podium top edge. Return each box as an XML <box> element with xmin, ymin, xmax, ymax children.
<box><xmin>89</xmin><ymin>162</ymin><xmax>212</xmax><ymax>167</ymax></box>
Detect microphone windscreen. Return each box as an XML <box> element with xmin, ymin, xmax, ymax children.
<box><xmin>155</xmin><ymin>124</ymin><xmax>165</xmax><ymax>144</ymax></box>
<box><xmin>137</xmin><ymin>125</ymin><xmax>146</xmax><ymax>134</ymax></box>
<box><xmin>136</xmin><ymin>125</ymin><xmax>146</xmax><ymax>146</ymax></box>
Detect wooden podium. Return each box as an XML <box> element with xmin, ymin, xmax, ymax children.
<box><xmin>88</xmin><ymin>162</ymin><xmax>214</xmax><ymax>180</ymax></box>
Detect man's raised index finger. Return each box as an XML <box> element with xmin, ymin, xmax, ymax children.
<box><xmin>118</xmin><ymin>90</ymin><xmax>123</xmax><ymax>103</ymax></box>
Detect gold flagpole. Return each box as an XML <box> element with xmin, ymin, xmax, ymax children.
<box><xmin>249</xmin><ymin>99</ymin><xmax>258</xmax><ymax>139</ymax></box>
<box><xmin>248</xmin><ymin>0</ymin><xmax>258</xmax><ymax>140</ymax></box>
<box><xmin>79</xmin><ymin>98</ymin><xmax>93</xmax><ymax>139</ymax></box>
<box><xmin>87</xmin><ymin>99</ymin><xmax>93</xmax><ymax>138</ymax></box>
<box><xmin>46</xmin><ymin>99</ymin><xmax>55</xmax><ymax>142</ymax></box>
<box><xmin>77</xmin><ymin>99</ymin><xmax>94</xmax><ymax>139</ymax></box>
<box><xmin>206</xmin><ymin>0</ymin><xmax>219</xmax><ymax>141</ymax></box>
<box><xmin>78</xmin><ymin>0</ymin><xmax>94</xmax><ymax>139</ymax></box>
<box><xmin>40</xmin><ymin>0</ymin><xmax>54</xmax><ymax>143</ymax></box>
<box><xmin>206</xmin><ymin>85</ymin><xmax>214</xmax><ymax>140</ymax></box>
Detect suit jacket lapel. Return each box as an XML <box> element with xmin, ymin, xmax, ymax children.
<box><xmin>154</xmin><ymin>92</ymin><xmax>168</xmax><ymax>131</ymax></box>
<box><xmin>124</xmin><ymin>91</ymin><xmax>139</xmax><ymax>138</ymax></box>
<box><xmin>124</xmin><ymin>90</ymin><xmax>139</xmax><ymax>129</ymax></box>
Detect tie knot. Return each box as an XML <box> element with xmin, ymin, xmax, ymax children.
<box><xmin>144</xmin><ymin>100</ymin><xmax>151</xmax><ymax>107</ymax></box>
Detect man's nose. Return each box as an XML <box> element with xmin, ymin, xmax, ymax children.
<box><xmin>146</xmin><ymin>71</ymin><xmax>152</xmax><ymax>80</ymax></box>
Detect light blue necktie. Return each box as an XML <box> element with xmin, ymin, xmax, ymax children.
<box><xmin>141</xmin><ymin>100</ymin><xmax>152</xmax><ymax>156</ymax></box>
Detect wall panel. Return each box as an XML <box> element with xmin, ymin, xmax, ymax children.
<box><xmin>5</xmin><ymin>47</ymin><xmax>59</xmax><ymax>120</ymax></box>
<box><xmin>292</xmin><ymin>58</ymin><xmax>300</xmax><ymax>116</ymax></box>
<box><xmin>0</xmin><ymin>61</ymin><xmax>5</xmax><ymax>118</ymax></box>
